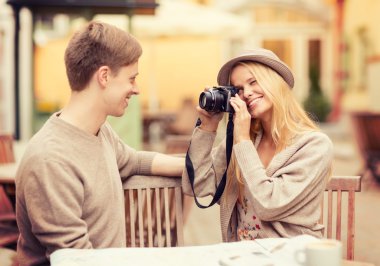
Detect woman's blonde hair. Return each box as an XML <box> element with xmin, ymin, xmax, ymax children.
<box><xmin>225</xmin><ymin>61</ymin><xmax>320</xmax><ymax>203</ymax></box>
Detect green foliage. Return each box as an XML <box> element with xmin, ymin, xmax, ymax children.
<box><xmin>303</xmin><ymin>65</ymin><xmax>331</xmax><ymax>122</ymax></box>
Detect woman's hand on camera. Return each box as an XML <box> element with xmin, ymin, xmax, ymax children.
<box><xmin>196</xmin><ymin>106</ymin><xmax>223</xmax><ymax>133</ymax></box>
<box><xmin>230</xmin><ymin>95</ymin><xmax>251</xmax><ymax>143</ymax></box>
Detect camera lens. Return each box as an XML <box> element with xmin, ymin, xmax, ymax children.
<box><xmin>199</xmin><ymin>91</ymin><xmax>211</xmax><ymax>110</ymax></box>
<box><xmin>200</xmin><ymin>95</ymin><xmax>208</xmax><ymax>108</ymax></box>
<box><xmin>199</xmin><ymin>90</ymin><xmax>225</xmax><ymax>112</ymax></box>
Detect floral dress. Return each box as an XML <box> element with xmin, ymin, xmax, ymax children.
<box><xmin>236</xmin><ymin>191</ymin><xmax>263</xmax><ymax>240</ymax></box>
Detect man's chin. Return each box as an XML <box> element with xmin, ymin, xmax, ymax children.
<box><xmin>110</xmin><ymin>110</ymin><xmax>126</xmax><ymax>117</ymax></box>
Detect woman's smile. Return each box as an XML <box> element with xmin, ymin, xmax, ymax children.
<box><xmin>247</xmin><ymin>96</ymin><xmax>263</xmax><ymax>110</ymax></box>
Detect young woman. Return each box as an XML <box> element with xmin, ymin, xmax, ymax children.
<box><xmin>182</xmin><ymin>48</ymin><xmax>333</xmax><ymax>241</ymax></box>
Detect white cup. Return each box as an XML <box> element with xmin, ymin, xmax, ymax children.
<box><xmin>294</xmin><ymin>239</ymin><xmax>342</xmax><ymax>266</ymax></box>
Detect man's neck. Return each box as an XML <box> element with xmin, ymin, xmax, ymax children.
<box><xmin>59</xmin><ymin>92</ymin><xmax>106</xmax><ymax>136</ymax></box>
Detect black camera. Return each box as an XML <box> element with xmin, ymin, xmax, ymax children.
<box><xmin>199</xmin><ymin>86</ymin><xmax>238</xmax><ymax>113</ymax></box>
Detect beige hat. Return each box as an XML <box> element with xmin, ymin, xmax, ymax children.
<box><xmin>217</xmin><ymin>48</ymin><xmax>294</xmax><ymax>88</ymax></box>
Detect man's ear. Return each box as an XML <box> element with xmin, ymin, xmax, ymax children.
<box><xmin>97</xmin><ymin>66</ymin><xmax>110</xmax><ymax>88</ymax></box>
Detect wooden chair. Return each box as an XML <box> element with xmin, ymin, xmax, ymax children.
<box><xmin>350</xmin><ymin>111</ymin><xmax>380</xmax><ymax>181</ymax></box>
<box><xmin>320</xmin><ymin>175</ymin><xmax>361</xmax><ymax>260</ymax></box>
<box><xmin>0</xmin><ymin>135</ymin><xmax>15</xmax><ymax>164</ymax></box>
<box><xmin>123</xmin><ymin>175</ymin><xmax>184</xmax><ymax>247</ymax></box>
<box><xmin>0</xmin><ymin>134</ymin><xmax>16</xmax><ymax>212</ymax></box>
<box><xmin>0</xmin><ymin>134</ymin><xmax>19</xmax><ymax>249</ymax></box>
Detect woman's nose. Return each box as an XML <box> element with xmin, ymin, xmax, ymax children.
<box><xmin>243</xmin><ymin>87</ymin><xmax>253</xmax><ymax>99</ymax></box>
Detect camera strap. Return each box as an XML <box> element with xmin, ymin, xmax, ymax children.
<box><xmin>185</xmin><ymin>113</ymin><xmax>234</xmax><ymax>209</ymax></box>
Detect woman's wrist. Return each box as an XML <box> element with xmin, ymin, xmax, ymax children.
<box><xmin>199</xmin><ymin>124</ymin><xmax>218</xmax><ymax>132</ymax></box>
<box><xmin>235</xmin><ymin>135</ymin><xmax>251</xmax><ymax>143</ymax></box>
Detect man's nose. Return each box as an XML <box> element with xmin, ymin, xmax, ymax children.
<box><xmin>132</xmin><ymin>85</ymin><xmax>140</xmax><ymax>95</ymax></box>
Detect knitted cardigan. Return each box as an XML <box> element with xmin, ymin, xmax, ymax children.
<box><xmin>182</xmin><ymin>127</ymin><xmax>333</xmax><ymax>242</ymax></box>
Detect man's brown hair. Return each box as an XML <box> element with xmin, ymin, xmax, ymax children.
<box><xmin>64</xmin><ymin>21</ymin><xmax>142</xmax><ymax>91</ymax></box>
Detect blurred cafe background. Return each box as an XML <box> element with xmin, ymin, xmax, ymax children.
<box><xmin>1</xmin><ymin>0</ymin><xmax>380</xmax><ymax>265</ymax></box>
<box><xmin>2</xmin><ymin>0</ymin><xmax>379</xmax><ymax>149</ymax></box>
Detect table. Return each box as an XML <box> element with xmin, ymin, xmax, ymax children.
<box><xmin>50</xmin><ymin>235</ymin><xmax>375</xmax><ymax>266</ymax></box>
<box><xmin>0</xmin><ymin>163</ymin><xmax>18</xmax><ymax>184</ymax></box>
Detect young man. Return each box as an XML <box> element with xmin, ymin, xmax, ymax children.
<box><xmin>15</xmin><ymin>21</ymin><xmax>184</xmax><ymax>266</ymax></box>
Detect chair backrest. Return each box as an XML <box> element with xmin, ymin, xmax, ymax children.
<box><xmin>0</xmin><ymin>135</ymin><xmax>15</xmax><ymax>164</ymax></box>
<box><xmin>320</xmin><ymin>175</ymin><xmax>361</xmax><ymax>260</ymax></box>
<box><xmin>0</xmin><ymin>134</ymin><xmax>18</xmax><ymax>249</ymax></box>
<box><xmin>0</xmin><ymin>134</ymin><xmax>15</xmax><ymax>213</ymax></box>
<box><xmin>123</xmin><ymin>175</ymin><xmax>184</xmax><ymax>248</ymax></box>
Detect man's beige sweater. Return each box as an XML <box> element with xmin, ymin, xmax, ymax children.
<box><xmin>15</xmin><ymin>114</ymin><xmax>156</xmax><ymax>266</ymax></box>
<box><xmin>182</xmin><ymin>127</ymin><xmax>333</xmax><ymax>242</ymax></box>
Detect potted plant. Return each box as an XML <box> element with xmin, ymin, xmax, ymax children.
<box><xmin>303</xmin><ymin>64</ymin><xmax>331</xmax><ymax>122</ymax></box>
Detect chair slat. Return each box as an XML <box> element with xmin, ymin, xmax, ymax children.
<box><xmin>336</xmin><ymin>190</ymin><xmax>342</xmax><ymax>240</ymax></box>
<box><xmin>129</xmin><ymin>190</ymin><xmax>136</xmax><ymax>247</ymax></box>
<box><xmin>146</xmin><ymin>188</ymin><xmax>153</xmax><ymax>247</ymax></box>
<box><xmin>163</xmin><ymin>188</ymin><xmax>171</xmax><ymax>247</ymax></box>
<box><xmin>327</xmin><ymin>190</ymin><xmax>333</xmax><ymax>238</ymax></box>
<box><xmin>347</xmin><ymin>191</ymin><xmax>355</xmax><ymax>260</ymax></box>
<box><xmin>155</xmin><ymin>188</ymin><xmax>162</xmax><ymax>247</ymax></box>
<box><xmin>319</xmin><ymin>195</ymin><xmax>324</xmax><ymax>224</ymax></box>
<box><xmin>137</xmin><ymin>189</ymin><xmax>144</xmax><ymax>247</ymax></box>
<box><xmin>175</xmin><ymin>187</ymin><xmax>184</xmax><ymax>246</ymax></box>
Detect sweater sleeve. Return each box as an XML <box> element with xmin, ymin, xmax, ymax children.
<box><xmin>102</xmin><ymin>123</ymin><xmax>157</xmax><ymax>179</ymax></box>
<box><xmin>116</xmin><ymin>138</ymin><xmax>157</xmax><ymax>180</ymax></box>
<box><xmin>21</xmin><ymin>158</ymin><xmax>93</xmax><ymax>257</ymax></box>
<box><xmin>182</xmin><ymin>127</ymin><xmax>228</xmax><ymax>197</ymax></box>
<box><xmin>233</xmin><ymin>131</ymin><xmax>333</xmax><ymax>221</ymax></box>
